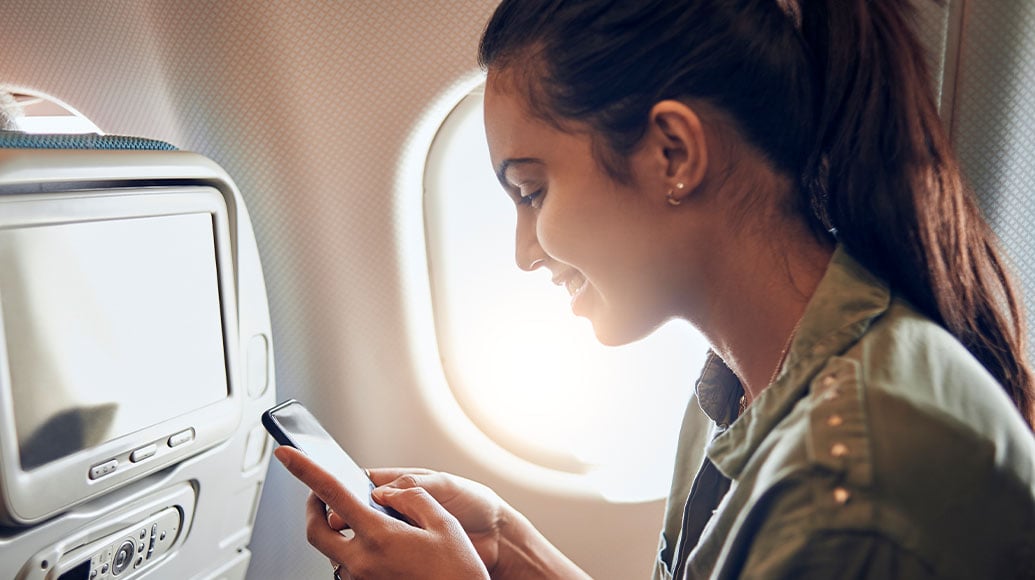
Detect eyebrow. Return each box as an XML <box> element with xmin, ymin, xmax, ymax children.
<box><xmin>495</xmin><ymin>157</ymin><xmax>543</xmax><ymax>186</ymax></box>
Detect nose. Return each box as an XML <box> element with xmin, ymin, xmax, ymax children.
<box><xmin>515</xmin><ymin>209</ymin><xmax>547</xmax><ymax>271</ymax></box>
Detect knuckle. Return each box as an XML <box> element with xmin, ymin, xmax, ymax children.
<box><xmin>396</xmin><ymin>474</ymin><xmax>421</xmax><ymax>489</ymax></box>
<box><xmin>364</xmin><ymin>532</ymin><xmax>385</xmax><ymax>552</ymax></box>
<box><xmin>306</xmin><ymin>526</ymin><xmax>320</xmax><ymax>546</ymax></box>
<box><xmin>400</xmin><ymin>486</ymin><xmax>427</xmax><ymax>500</ymax></box>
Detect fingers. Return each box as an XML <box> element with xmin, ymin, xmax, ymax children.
<box><xmin>367</xmin><ymin>467</ymin><xmax>434</xmax><ymax>486</ymax></box>
<box><xmin>275</xmin><ymin>447</ymin><xmax>381</xmax><ymax>534</ymax></box>
<box><xmin>380</xmin><ymin>472</ymin><xmax>434</xmax><ymax>490</ymax></box>
<box><xmin>288</xmin><ymin>460</ymin><xmax>491</xmax><ymax>579</ymax></box>
<box><xmin>327</xmin><ymin>509</ymin><xmax>347</xmax><ymax>531</ymax></box>
<box><xmin>306</xmin><ymin>492</ymin><xmax>361</xmax><ymax>565</ymax></box>
<box><xmin>368</xmin><ymin>470</ymin><xmax>460</xmax><ymax>510</ymax></box>
<box><xmin>372</xmin><ymin>485</ymin><xmax>454</xmax><ymax>531</ymax></box>
<box><xmin>378</xmin><ymin>472</ymin><xmax>460</xmax><ymax>502</ymax></box>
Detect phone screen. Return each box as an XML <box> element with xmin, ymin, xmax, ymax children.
<box><xmin>263</xmin><ymin>399</ymin><xmax>397</xmax><ymax>518</ymax></box>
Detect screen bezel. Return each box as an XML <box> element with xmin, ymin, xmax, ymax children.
<box><xmin>0</xmin><ymin>187</ymin><xmax>242</xmax><ymax>525</ymax></box>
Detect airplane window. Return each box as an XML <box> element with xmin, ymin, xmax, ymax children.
<box><xmin>423</xmin><ymin>87</ymin><xmax>710</xmax><ymax>502</ymax></box>
<box><xmin>6</xmin><ymin>90</ymin><xmax>102</xmax><ymax>134</ymax></box>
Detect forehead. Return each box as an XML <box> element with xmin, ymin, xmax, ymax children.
<box><xmin>483</xmin><ymin>75</ymin><xmax>531</xmax><ymax>162</ymax></box>
<box><xmin>483</xmin><ymin>71</ymin><xmax>571</xmax><ymax>171</ymax></box>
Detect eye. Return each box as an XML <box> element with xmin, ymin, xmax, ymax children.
<box><xmin>518</xmin><ymin>188</ymin><xmax>544</xmax><ymax>210</ymax></box>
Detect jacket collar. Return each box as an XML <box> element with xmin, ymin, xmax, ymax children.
<box><xmin>696</xmin><ymin>246</ymin><xmax>892</xmax><ymax>479</ymax></box>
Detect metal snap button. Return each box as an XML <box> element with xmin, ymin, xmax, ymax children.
<box><xmin>833</xmin><ymin>487</ymin><xmax>851</xmax><ymax>504</ymax></box>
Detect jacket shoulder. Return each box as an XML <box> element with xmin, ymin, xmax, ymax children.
<box><xmin>788</xmin><ymin>300</ymin><xmax>1035</xmax><ymax>577</ymax></box>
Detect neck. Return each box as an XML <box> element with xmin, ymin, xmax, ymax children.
<box><xmin>703</xmin><ymin>225</ymin><xmax>834</xmax><ymax>401</ymax></box>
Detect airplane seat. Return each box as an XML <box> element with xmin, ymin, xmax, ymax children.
<box><xmin>946</xmin><ymin>0</ymin><xmax>1035</xmax><ymax>362</ymax></box>
<box><xmin>0</xmin><ymin>132</ymin><xmax>276</xmax><ymax>580</ymax></box>
<box><xmin>0</xmin><ymin>131</ymin><xmax>177</xmax><ymax>151</ymax></box>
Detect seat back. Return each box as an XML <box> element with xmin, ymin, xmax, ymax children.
<box><xmin>0</xmin><ymin>132</ymin><xmax>276</xmax><ymax>580</ymax></box>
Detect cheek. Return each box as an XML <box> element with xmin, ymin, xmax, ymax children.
<box><xmin>533</xmin><ymin>178</ymin><xmax>651</xmax><ymax>273</ymax></box>
<box><xmin>540</xmin><ymin>217</ymin><xmax>646</xmax><ymax>298</ymax></box>
<box><xmin>535</xmin><ymin>204</ymin><xmax>599</xmax><ymax>267</ymax></box>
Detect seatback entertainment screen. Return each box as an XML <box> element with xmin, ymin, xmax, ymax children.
<box><xmin>0</xmin><ymin>212</ymin><xmax>228</xmax><ymax>470</ymax></box>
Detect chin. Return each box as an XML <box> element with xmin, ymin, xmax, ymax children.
<box><xmin>587</xmin><ymin>315</ymin><xmax>655</xmax><ymax>347</ymax></box>
<box><xmin>592</xmin><ymin>329</ymin><xmax>628</xmax><ymax>347</ymax></box>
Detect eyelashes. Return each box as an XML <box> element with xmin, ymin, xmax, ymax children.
<box><xmin>517</xmin><ymin>188</ymin><xmax>544</xmax><ymax>210</ymax></box>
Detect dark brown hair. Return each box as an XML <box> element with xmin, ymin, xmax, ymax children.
<box><xmin>479</xmin><ymin>0</ymin><xmax>1035</xmax><ymax>427</ymax></box>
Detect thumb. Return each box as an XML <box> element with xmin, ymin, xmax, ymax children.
<box><xmin>372</xmin><ymin>486</ymin><xmax>454</xmax><ymax>531</ymax></box>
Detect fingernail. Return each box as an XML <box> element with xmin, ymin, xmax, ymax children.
<box><xmin>273</xmin><ymin>447</ymin><xmax>291</xmax><ymax>466</ymax></box>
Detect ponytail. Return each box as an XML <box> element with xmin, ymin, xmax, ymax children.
<box><xmin>799</xmin><ymin>0</ymin><xmax>1035</xmax><ymax>427</ymax></box>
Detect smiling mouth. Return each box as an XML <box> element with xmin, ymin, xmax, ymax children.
<box><xmin>555</xmin><ymin>271</ymin><xmax>588</xmax><ymax>298</ymax></box>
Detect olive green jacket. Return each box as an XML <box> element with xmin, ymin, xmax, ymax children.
<box><xmin>653</xmin><ymin>247</ymin><xmax>1035</xmax><ymax>579</ymax></box>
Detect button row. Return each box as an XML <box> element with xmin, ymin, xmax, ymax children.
<box><xmin>88</xmin><ymin>428</ymin><xmax>195</xmax><ymax>480</ymax></box>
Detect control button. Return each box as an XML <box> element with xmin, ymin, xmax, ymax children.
<box><xmin>135</xmin><ymin>556</ymin><xmax>143</xmax><ymax>567</ymax></box>
<box><xmin>139</xmin><ymin>529</ymin><xmax>146</xmax><ymax>540</ymax></box>
<box><xmin>147</xmin><ymin>547</ymin><xmax>154</xmax><ymax>560</ymax></box>
<box><xmin>112</xmin><ymin>540</ymin><xmax>134</xmax><ymax>575</ymax></box>
<box><xmin>160</xmin><ymin>531</ymin><xmax>167</xmax><ymax>542</ymax></box>
<box><xmin>101</xmin><ymin>563</ymin><xmax>109</xmax><ymax>574</ymax></box>
<box><xmin>130</xmin><ymin>444</ymin><xmax>157</xmax><ymax>463</ymax></box>
<box><xmin>167</xmin><ymin>428</ymin><xmax>195</xmax><ymax>448</ymax></box>
<box><xmin>89</xmin><ymin>459</ymin><xmax>119</xmax><ymax>480</ymax></box>
<box><xmin>139</xmin><ymin>542</ymin><xmax>146</xmax><ymax>552</ymax></box>
<box><xmin>90</xmin><ymin>570</ymin><xmax>98</xmax><ymax>579</ymax></box>
<box><xmin>247</xmin><ymin>333</ymin><xmax>270</xmax><ymax>397</ymax></box>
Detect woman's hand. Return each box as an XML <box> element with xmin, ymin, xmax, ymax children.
<box><xmin>365</xmin><ymin>468</ymin><xmax>508</xmax><ymax>571</ymax></box>
<box><xmin>274</xmin><ymin>447</ymin><xmax>489</xmax><ymax>580</ymax></box>
<box><xmin>358</xmin><ymin>468</ymin><xmax>592</xmax><ymax>580</ymax></box>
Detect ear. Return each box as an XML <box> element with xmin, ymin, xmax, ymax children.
<box><xmin>643</xmin><ymin>100</ymin><xmax>709</xmax><ymax>202</ymax></box>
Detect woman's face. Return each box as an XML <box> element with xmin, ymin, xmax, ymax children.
<box><xmin>483</xmin><ymin>75</ymin><xmax>715</xmax><ymax>345</ymax></box>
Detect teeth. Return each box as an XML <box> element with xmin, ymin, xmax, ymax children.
<box><xmin>565</xmin><ymin>275</ymin><xmax>585</xmax><ymax>296</ymax></box>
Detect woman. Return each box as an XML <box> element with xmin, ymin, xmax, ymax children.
<box><xmin>276</xmin><ymin>0</ymin><xmax>1035</xmax><ymax>577</ymax></box>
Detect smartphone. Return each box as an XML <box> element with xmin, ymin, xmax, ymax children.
<box><xmin>262</xmin><ymin>399</ymin><xmax>402</xmax><ymax>520</ymax></box>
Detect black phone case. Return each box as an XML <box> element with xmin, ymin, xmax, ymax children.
<box><xmin>261</xmin><ymin>398</ymin><xmax>404</xmax><ymax>521</ymax></box>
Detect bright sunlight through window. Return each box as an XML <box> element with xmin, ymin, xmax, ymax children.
<box><xmin>423</xmin><ymin>88</ymin><xmax>711</xmax><ymax>502</ymax></box>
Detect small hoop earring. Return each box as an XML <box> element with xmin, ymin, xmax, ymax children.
<box><xmin>666</xmin><ymin>182</ymin><xmax>686</xmax><ymax>206</ymax></box>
